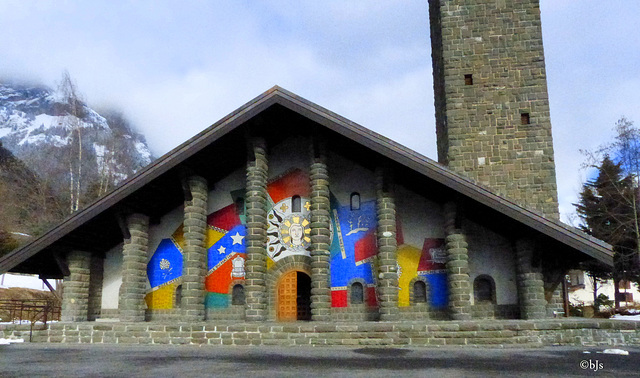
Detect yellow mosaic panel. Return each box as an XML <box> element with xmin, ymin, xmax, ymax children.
<box><xmin>145</xmin><ymin>283</ymin><xmax>176</xmax><ymax>309</ymax></box>
<box><xmin>206</xmin><ymin>228</ymin><xmax>225</xmax><ymax>249</ymax></box>
<box><xmin>172</xmin><ymin>225</ymin><xmax>185</xmax><ymax>250</ymax></box>
<box><xmin>397</xmin><ymin>244</ymin><xmax>422</xmax><ymax>307</ymax></box>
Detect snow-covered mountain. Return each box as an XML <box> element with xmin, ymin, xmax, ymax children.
<box><xmin>0</xmin><ymin>82</ymin><xmax>152</xmax><ymax>192</ymax></box>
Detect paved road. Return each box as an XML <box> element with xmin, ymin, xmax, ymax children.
<box><xmin>1</xmin><ymin>344</ymin><xmax>638</xmax><ymax>377</ymax></box>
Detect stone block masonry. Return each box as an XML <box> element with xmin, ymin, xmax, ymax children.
<box><xmin>376</xmin><ymin>168</ymin><xmax>399</xmax><ymax>321</ymax></box>
<box><xmin>309</xmin><ymin>140</ymin><xmax>332</xmax><ymax>321</ymax></box>
<box><xmin>443</xmin><ymin>202</ymin><xmax>472</xmax><ymax>320</ymax></box>
<box><xmin>429</xmin><ymin>0</ymin><xmax>559</xmax><ymax>220</ymax></box>
<box><xmin>515</xmin><ymin>238</ymin><xmax>547</xmax><ymax>319</ymax></box>
<box><xmin>7</xmin><ymin>319</ymin><xmax>639</xmax><ymax>347</ymax></box>
<box><xmin>118</xmin><ymin>213</ymin><xmax>149</xmax><ymax>322</ymax></box>
<box><xmin>181</xmin><ymin>175</ymin><xmax>209</xmax><ymax>321</ymax></box>
<box><xmin>61</xmin><ymin>250</ymin><xmax>91</xmax><ymax>322</ymax></box>
<box><xmin>244</xmin><ymin>138</ymin><xmax>269</xmax><ymax>322</ymax></box>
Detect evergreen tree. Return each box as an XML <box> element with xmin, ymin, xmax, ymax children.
<box><xmin>575</xmin><ymin>155</ymin><xmax>640</xmax><ymax>307</ymax></box>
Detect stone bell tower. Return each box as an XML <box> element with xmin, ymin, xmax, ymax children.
<box><xmin>429</xmin><ymin>0</ymin><xmax>559</xmax><ymax>220</ymax></box>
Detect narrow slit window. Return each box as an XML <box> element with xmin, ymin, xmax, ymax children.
<box><xmin>235</xmin><ymin>197</ymin><xmax>245</xmax><ymax>215</ymax></box>
<box><xmin>521</xmin><ymin>113</ymin><xmax>530</xmax><ymax>125</ymax></box>
<box><xmin>292</xmin><ymin>195</ymin><xmax>301</xmax><ymax>213</ymax></box>
<box><xmin>464</xmin><ymin>74</ymin><xmax>473</xmax><ymax>85</ymax></box>
<box><xmin>351</xmin><ymin>282</ymin><xmax>364</xmax><ymax>304</ymax></box>
<box><xmin>350</xmin><ymin>192</ymin><xmax>360</xmax><ymax>211</ymax></box>
<box><xmin>413</xmin><ymin>281</ymin><xmax>427</xmax><ymax>303</ymax></box>
<box><xmin>231</xmin><ymin>284</ymin><xmax>245</xmax><ymax>305</ymax></box>
<box><xmin>174</xmin><ymin>285</ymin><xmax>183</xmax><ymax>308</ymax></box>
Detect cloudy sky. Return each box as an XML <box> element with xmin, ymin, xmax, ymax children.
<box><xmin>1</xmin><ymin>0</ymin><xmax>639</xmax><ymax>223</ymax></box>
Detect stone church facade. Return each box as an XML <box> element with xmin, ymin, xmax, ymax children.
<box><xmin>0</xmin><ymin>1</ymin><xmax>615</xmax><ymax>328</ymax></box>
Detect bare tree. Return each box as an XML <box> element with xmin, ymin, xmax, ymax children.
<box><xmin>58</xmin><ymin>71</ymin><xmax>85</xmax><ymax>213</ymax></box>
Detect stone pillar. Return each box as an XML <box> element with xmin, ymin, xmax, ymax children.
<box><xmin>61</xmin><ymin>250</ymin><xmax>91</xmax><ymax>322</ymax></box>
<box><xmin>309</xmin><ymin>140</ymin><xmax>332</xmax><ymax>321</ymax></box>
<box><xmin>244</xmin><ymin>138</ymin><xmax>269</xmax><ymax>321</ymax></box>
<box><xmin>87</xmin><ymin>255</ymin><xmax>104</xmax><ymax>321</ymax></box>
<box><xmin>515</xmin><ymin>238</ymin><xmax>546</xmax><ymax>319</ymax></box>
<box><xmin>376</xmin><ymin>168</ymin><xmax>399</xmax><ymax>321</ymax></box>
<box><xmin>443</xmin><ymin>202</ymin><xmax>472</xmax><ymax>320</ymax></box>
<box><xmin>181</xmin><ymin>175</ymin><xmax>209</xmax><ymax>321</ymax></box>
<box><xmin>118</xmin><ymin>213</ymin><xmax>149</xmax><ymax>322</ymax></box>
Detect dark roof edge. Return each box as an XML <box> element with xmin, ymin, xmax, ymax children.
<box><xmin>269</xmin><ymin>88</ymin><xmax>613</xmax><ymax>265</ymax></box>
<box><xmin>0</xmin><ymin>87</ymin><xmax>281</xmax><ymax>272</ymax></box>
<box><xmin>0</xmin><ymin>86</ymin><xmax>613</xmax><ymax>273</ymax></box>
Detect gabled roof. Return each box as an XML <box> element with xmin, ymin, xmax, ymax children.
<box><xmin>0</xmin><ymin>86</ymin><xmax>613</xmax><ymax>277</ymax></box>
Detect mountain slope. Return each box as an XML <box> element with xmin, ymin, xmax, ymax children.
<box><xmin>0</xmin><ymin>81</ymin><xmax>153</xmax><ymax>212</ymax></box>
<box><xmin>0</xmin><ymin>81</ymin><xmax>154</xmax><ymax>241</ymax></box>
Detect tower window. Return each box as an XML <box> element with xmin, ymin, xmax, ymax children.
<box><xmin>464</xmin><ymin>74</ymin><xmax>473</xmax><ymax>85</ymax></box>
<box><xmin>521</xmin><ymin>113</ymin><xmax>530</xmax><ymax>125</ymax></box>
<box><xmin>350</xmin><ymin>282</ymin><xmax>364</xmax><ymax>304</ymax></box>
<box><xmin>350</xmin><ymin>192</ymin><xmax>360</xmax><ymax>211</ymax></box>
<box><xmin>292</xmin><ymin>195</ymin><xmax>301</xmax><ymax>213</ymax></box>
<box><xmin>413</xmin><ymin>281</ymin><xmax>427</xmax><ymax>303</ymax></box>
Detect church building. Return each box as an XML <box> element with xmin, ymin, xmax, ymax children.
<box><xmin>0</xmin><ymin>0</ymin><xmax>613</xmax><ymax>325</ymax></box>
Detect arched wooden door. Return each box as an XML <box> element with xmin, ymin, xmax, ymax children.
<box><xmin>277</xmin><ymin>271</ymin><xmax>311</xmax><ymax>321</ymax></box>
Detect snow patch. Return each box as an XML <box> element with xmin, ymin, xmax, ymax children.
<box><xmin>0</xmin><ymin>338</ymin><xmax>25</xmax><ymax>345</ymax></box>
<box><xmin>33</xmin><ymin>114</ymin><xmax>62</xmax><ymax>129</ymax></box>
<box><xmin>0</xmin><ymin>127</ymin><xmax>10</xmax><ymax>138</ymax></box>
<box><xmin>135</xmin><ymin>141</ymin><xmax>151</xmax><ymax>164</ymax></box>
<box><xmin>602</xmin><ymin>349</ymin><xmax>629</xmax><ymax>355</ymax></box>
<box><xmin>611</xmin><ymin>314</ymin><xmax>640</xmax><ymax>321</ymax></box>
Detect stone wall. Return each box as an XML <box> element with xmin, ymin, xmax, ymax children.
<box><xmin>330</xmin><ymin>306</ymin><xmax>380</xmax><ymax>322</ymax></box>
<box><xmin>6</xmin><ymin>319</ymin><xmax>638</xmax><ymax>347</ymax></box>
<box><xmin>429</xmin><ymin>0</ymin><xmax>559</xmax><ymax>220</ymax></box>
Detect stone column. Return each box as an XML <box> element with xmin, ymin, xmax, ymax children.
<box><xmin>244</xmin><ymin>138</ymin><xmax>269</xmax><ymax>321</ymax></box>
<box><xmin>376</xmin><ymin>168</ymin><xmax>399</xmax><ymax>321</ymax></box>
<box><xmin>61</xmin><ymin>250</ymin><xmax>91</xmax><ymax>322</ymax></box>
<box><xmin>87</xmin><ymin>255</ymin><xmax>104</xmax><ymax>321</ymax></box>
<box><xmin>181</xmin><ymin>175</ymin><xmax>209</xmax><ymax>321</ymax></box>
<box><xmin>515</xmin><ymin>238</ymin><xmax>546</xmax><ymax>319</ymax></box>
<box><xmin>309</xmin><ymin>140</ymin><xmax>332</xmax><ymax>321</ymax></box>
<box><xmin>118</xmin><ymin>213</ymin><xmax>149</xmax><ymax>322</ymax></box>
<box><xmin>443</xmin><ymin>202</ymin><xmax>472</xmax><ymax>320</ymax></box>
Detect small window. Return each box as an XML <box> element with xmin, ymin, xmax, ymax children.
<box><xmin>231</xmin><ymin>284</ymin><xmax>245</xmax><ymax>305</ymax></box>
<box><xmin>292</xmin><ymin>195</ymin><xmax>301</xmax><ymax>213</ymax></box>
<box><xmin>350</xmin><ymin>282</ymin><xmax>364</xmax><ymax>304</ymax></box>
<box><xmin>620</xmin><ymin>280</ymin><xmax>631</xmax><ymax>290</ymax></box>
<box><xmin>521</xmin><ymin>113</ymin><xmax>530</xmax><ymax>125</ymax></box>
<box><xmin>616</xmin><ymin>292</ymin><xmax>634</xmax><ymax>302</ymax></box>
<box><xmin>464</xmin><ymin>74</ymin><xmax>473</xmax><ymax>85</ymax></box>
<box><xmin>174</xmin><ymin>285</ymin><xmax>182</xmax><ymax>308</ymax></box>
<box><xmin>235</xmin><ymin>197</ymin><xmax>245</xmax><ymax>216</ymax></box>
<box><xmin>413</xmin><ymin>281</ymin><xmax>427</xmax><ymax>303</ymax></box>
<box><xmin>350</xmin><ymin>192</ymin><xmax>360</xmax><ymax>211</ymax></box>
<box><xmin>474</xmin><ymin>275</ymin><xmax>494</xmax><ymax>303</ymax></box>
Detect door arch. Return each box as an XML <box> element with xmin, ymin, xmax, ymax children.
<box><xmin>277</xmin><ymin>270</ymin><xmax>311</xmax><ymax>321</ymax></box>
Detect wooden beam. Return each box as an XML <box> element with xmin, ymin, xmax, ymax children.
<box><xmin>41</xmin><ymin>278</ymin><xmax>61</xmax><ymax>300</ymax></box>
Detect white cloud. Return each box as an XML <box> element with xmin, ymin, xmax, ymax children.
<box><xmin>1</xmin><ymin>0</ymin><xmax>639</xmax><ymax>224</ymax></box>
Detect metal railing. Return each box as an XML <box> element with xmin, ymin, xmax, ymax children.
<box><xmin>0</xmin><ymin>299</ymin><xmax>61</xmax><ymax>341</ymax></box>
<box><xmin>0</xmin><ymin>299</ymin><xmax>61</xmax><ymax>324</ymax></box>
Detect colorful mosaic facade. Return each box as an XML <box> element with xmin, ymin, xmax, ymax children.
<box><xmin>146</xmin><ymin>168</ymin><xmax>451</xmax><ymax>313</ymax></box>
